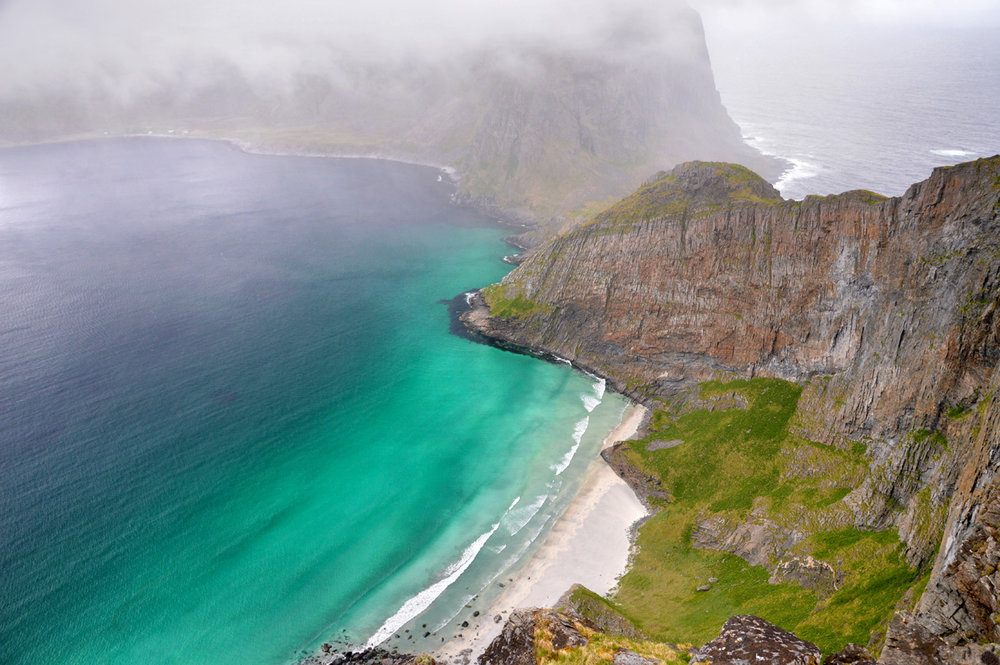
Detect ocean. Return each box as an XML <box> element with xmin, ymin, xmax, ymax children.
<box><xmin>4</xmin><ymin>26</ymin><xmax>999</xmax><ymax>665</ymax></box>
<box><xmin>0</xmin><ymin>137</ymin><xmax>626</xmax><ymax>665</ymax></box>
<box><xmin>709</xmin><ymin>26</ymin><xmax>1000</xmax><ymax>200</ymax></box>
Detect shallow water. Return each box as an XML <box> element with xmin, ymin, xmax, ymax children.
<box><xmin>0</xmin><ymin>137</ymin><xmax>626</xmax><ymax>665</ymax></box>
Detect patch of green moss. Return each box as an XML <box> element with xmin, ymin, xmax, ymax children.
<box><xmin>482</xmin><ymin>283</ymin><xmax>553</xmax><ymax>319</ymax></box>
<box><xmin>611</xmin><ymin>378</ymin><xmax>918</xmax><ymax>656</ymax></box>
<box><xmin>535</xmin><ymin>619</ymin><xmax>688</xmax><ymax>665</ymax></box>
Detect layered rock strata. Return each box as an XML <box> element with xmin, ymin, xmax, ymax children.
<box><xmin>464</xmin><ymin>157</ymin><xmax>1000</xmax><ymax>661</ymax></box>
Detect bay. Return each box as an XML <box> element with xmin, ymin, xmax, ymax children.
<box><xmin>0</xmin><ymin>137</ymin><xmax>625</xmax><ymax>665</ymax></box>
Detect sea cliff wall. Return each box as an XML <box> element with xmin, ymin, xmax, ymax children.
<box><xmin>464</xmin><ymin>157</ymin><xmax>1000</xmax><ymax>662</ymax></box>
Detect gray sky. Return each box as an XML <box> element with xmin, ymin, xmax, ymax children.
<box><xmin>0</xmin><ymin>0</ymin><xmax>700</xmax><ymax>102</ymax></box>
<box><xmin>0</xmin><ymin>0</ymin><xmax>994</xmax><ymax>123</ymax></box>
<box><xmin>690</xmin><ymin>0</ymin><xmax>1000</xmax><ymax>30</ymax></box>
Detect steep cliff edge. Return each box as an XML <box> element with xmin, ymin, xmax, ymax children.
<box><xmin>464</xmin><ymin>157</ymin><xmax>1000</xmax><ymax>661</ymax></box>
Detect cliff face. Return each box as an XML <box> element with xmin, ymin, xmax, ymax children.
<box><xmin>464</xmin><ymin>157</ymin><xmax>1000</xmax><ymax>660</ymax></box>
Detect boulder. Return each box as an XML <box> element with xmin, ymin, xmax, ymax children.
<box><xmin>691</xmin><ymin>615</ymin><xmax>821</xmax><ymax>665</ymax></box>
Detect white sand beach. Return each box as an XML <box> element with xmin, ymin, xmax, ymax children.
<box><xmin>437</xmin><ymin>403</ymin><xmax>649</xmax><ymax>662</ymax></box>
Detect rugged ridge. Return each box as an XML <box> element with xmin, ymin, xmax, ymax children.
<box><xmin>464</xmin><ymin>157</ymin><xmax>1000</xmax><ymax>662</ymax></box>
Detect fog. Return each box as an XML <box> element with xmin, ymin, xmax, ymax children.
<box><xmin>0</xmin><ymin>0</ymin><xmax>702</xmax><ymax>107</ymax></box>
<box><xmin>691</xmin><ymin>0</ymin><xmax>999</xmax><ymax>30</ymax></box>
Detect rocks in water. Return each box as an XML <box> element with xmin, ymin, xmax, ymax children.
<box><xmin>822</xmin><ymin>643</ymin><xmax>876</xmax><ymax>664</ymax></box>
<box><xmin>461</xmin><ymin>621</ymin><xmax>469</xmax><ymax>628</ymax></box>
<box><xmin>302</xmin><ymin>648</ymin><xmax>438</xmax><ymax>665</ymax></box>
<box><xmin>691</xmin><ymin>615</ymin><xmax>821</xmax><ymax>665</ymax></box>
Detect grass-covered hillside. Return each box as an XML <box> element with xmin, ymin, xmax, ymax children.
<box><xmin>580</xmin><ymin>378</ymin><xmax>928</xmax><ymax>657</ymax></box>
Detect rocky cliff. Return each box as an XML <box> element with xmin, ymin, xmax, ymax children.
<box><xmin>464</xmin><ymin>157</ymin><xmax>1000</xmax><ymax>663</ymax></box>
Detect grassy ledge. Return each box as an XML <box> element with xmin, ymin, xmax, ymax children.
<box><xmin>482</xmin><ymin>283</ymin><xmax>553</xmax><ymax>319</ymax></box>
<box><xmin>609</xmin><ymin>378</ymin><xmax>922</xmax><ymax>656</ymax></box>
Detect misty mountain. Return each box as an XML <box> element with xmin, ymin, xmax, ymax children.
<box><xmin>0</xmin><ymin>0</ymin><xmax>778</xmax><ymax>227</ymax></box>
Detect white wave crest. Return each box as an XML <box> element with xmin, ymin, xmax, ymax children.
<box><xmin>581</xmin><ymin>394</ymin><xmax>601</xmax><ymax>412</ymax></box>
<box><xmin>573</xmin><ymin>416</ymin><xmax>590</xmax><ymax>444</ymax></box>
<box><xmin>774</xmin><ymin>157</ymin><xmax>821</xmax><ymax>194</ymax></box>
<box><xmin>930</xmin><ymin>148</ymin><xmax>975</xmax><ymax>158</ymax></box>
<box><xmin>464</xmin><ymin>291</ymin><xmax>475</xmax><ymax>306</ymax></box>
<box><xmin>505</xmin><ymin>494</ymin><xmax>547</xmax><ymax>536</ymax></box>
<box><xmin>364</xmin><ymin>523</ymin><xmax>500</xmax><ymax>649</ymax></box>
<box><xmin>593</xmin><ymin>377</ymin><xmax>606</xmax><ymax>400</ymax></box>
<box><xmin>552</xmin><ymin>417</ymin><xmax>589</xmax><ymax>475</ymax></box>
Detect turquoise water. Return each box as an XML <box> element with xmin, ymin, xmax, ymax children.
<box><xmin>0</xmin><ymin>138</ymin><xmax>626</xmax><ymax>665</ymax></box>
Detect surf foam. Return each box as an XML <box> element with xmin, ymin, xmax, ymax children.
<box><xmin>364</xmin><ymin>522</ymin><xmax>500</xmax><ymax>649</ymax></box>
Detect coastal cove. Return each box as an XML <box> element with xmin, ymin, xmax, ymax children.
<box><xmin>0</xmin><ymin>137</ymin><xmax>637</xmax><ymax>665</ymax></box>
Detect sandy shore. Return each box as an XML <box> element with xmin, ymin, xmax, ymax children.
<box><xmin>436</xmin><ymin>402</ymin><xmax>649</xmax><ymax>663</ymax></box>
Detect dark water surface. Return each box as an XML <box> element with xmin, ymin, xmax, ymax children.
<box><xmin>0</xmin><ymin>138</ymin><xmax>625</xmax><ymax>665</ymax></box>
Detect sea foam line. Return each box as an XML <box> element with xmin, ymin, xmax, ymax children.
<box><xmin>593</xmin><ymin>377</ymin><xmax>606</xmax><ymax>400</ymax></box>
<box><xmin>505</xmin><ymin>494</ymin><xmax>548</xmax><ymax>536</ymax></box>
<box><xmin>552</xmin><ymin>416</ymin><xmax>589</xmax><ymax>475</ymax></box>
<box><xmin>364</xmin><ymin>522</ymin><xmax>500</xmax><ymax>649</ymax></box>
<box><xmin>930</xmin><ymin>148</ymin><xmax>975</xmax><ymax>158</ymax></box>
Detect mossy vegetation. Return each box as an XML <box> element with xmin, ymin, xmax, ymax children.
<box><xmin>535</xmin><ymin>615</ymin><xmax>688</xmax><ymax>665</ymax></box>
<box><xmin>610</xmin><ymin>378</ymin><xmax>920</xmax><ymax>656</ymax></box>
<box><xmin>482</xmin><ymin>283</ymin><xmax>553</xmax><ymax>319</ymax></box>
<box><xmin>581</xmin><ymin>161</ymin><xmax>782</xmax><ymax>233</ymax></box>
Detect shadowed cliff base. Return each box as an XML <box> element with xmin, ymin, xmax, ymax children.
<box><xmin>463</xmin><ymin>156</ymin><xmax>1000</xmax><ymax>663</ymax></box>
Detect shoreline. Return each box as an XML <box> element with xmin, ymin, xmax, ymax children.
<box><xmin>435</xmin><ymin>402</ymin><xmax>649</xmax><ymax>663</ymax></box>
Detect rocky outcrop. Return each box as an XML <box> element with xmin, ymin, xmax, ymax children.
<box><xmin>478</xmin><ymin>609</ymin><xmax>594</xmax><ymax>665</ymax></box>
<box><xmin>691</xmin><ymin>615</ymin><xmax>822</xmax><ymax>664</ymax></box>
<box><xmin>879</xmin><ymin>611</ymin><xmax>1000</xmax><ymax>665</ymax></box>
<box><xmin>558</xmin><ymin>585</ymin><xmax>649</xmax><ymax>641</ymax></box>
<box><xmin>464</xmin><ymin>156</ymin><xmax>1000</xmax><ymax>658</ymax></box>
<box><xmin>601</xmin><ymin>443</ymin><xmax>670</xmax><ymax>507</ymax></box>
<box><xmin>824</xmin><ymin>644</ymin><xmax>877</xmax><ymax>664</ymax></box>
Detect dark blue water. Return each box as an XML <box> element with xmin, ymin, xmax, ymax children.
<box><xmin>0</xmin><ymin>137</ymin><xmax>626</xmax><ymax>665</ymax></box>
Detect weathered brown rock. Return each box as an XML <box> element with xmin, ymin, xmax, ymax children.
<box><xmin>478</xmin><ymin>608</ymin><xmax>595</xmax><ymax>665</ymax></box>
<box><xmin>691</xmin><ymin>615</ymin><xmax>821</xmax><ymax>664</ymax></box>
<box><xmin>879</xmin><ymin>611</ymin><xmax>1000</xmax><ymax>665</ymax></box>
<box><xmin>601</xmin><ymin>442</ymin><xmax>670</xmax><ymax>507</ymax></box>
<box><xmin>823</xmin><ymin>643</ymin><xmax>876</xmax><ymax>664</ymax></box>
<box><xmin>558</xmin><ymin>584</ymin><xmax>649</xmax><ymax>641</ymax></box>
<box><xmin>464</xmin><ymin>156</ymin><xmax>1000</xmax><ymax>654</ymax></box>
